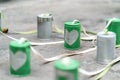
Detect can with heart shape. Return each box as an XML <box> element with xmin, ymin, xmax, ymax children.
<box><xmin>9</xmin><ymin>38</ymin><xmax>31</xmax><ymax>76</ymax></box>
<box><xmin>64</xmin><ymin>20</ymin><xmax>81</xmax><ymax>50</ymax></box>
<box><xmin>54</xmin><ymin>57</ymin><xmax>80</xmax><ymax>80</ymax></box>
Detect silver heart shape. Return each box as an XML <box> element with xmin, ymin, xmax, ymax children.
<box><xmin>10</xmin><ymin>51</ymin><xmax>27</xmax><ymax>71</ymax></box>
<box><xmin>65</xmin><ymin>30</ymin><xmax>78</xmax><ymax>45</ymax></box>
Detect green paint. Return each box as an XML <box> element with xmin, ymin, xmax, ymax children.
<box><xmin>64</xmin><ymin>21</ymin><xmax>81</xmax><ymax>50</ymax></box>
<box><xmin>54</xmin><ymin>58</ymin><xmax>80</xmax><ymax>80</ymax></box>
<box><xmin>9</xmin><ymin>40</ymin><xmax>31</xmax><ymax>76</ymax></box>
<box><xmin>107</xmin><ymin>18</ymin><xmax>120</xmax><ymax>45</ymax></box>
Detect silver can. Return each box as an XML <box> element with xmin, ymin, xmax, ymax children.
<box><xmin>37</xmin><ymin>13</ymin><xmax>53</xmax><ymax>39</ymax></box>
<box><xmin>96</xmin><ymin>31</ymin><xmax>116</xmax><ymax>64</ymax></box>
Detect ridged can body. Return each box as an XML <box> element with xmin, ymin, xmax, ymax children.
<box><xmin>97</xmin><ymin>31</ymin><xmax>116</xmax><ymax>64</ymax></box>
<box><xmin>107</xmin><ymin>18</ymin><xmax>120</xmax><ymax>45</ymax></box>
<box><xmin>64</xmin><ymin>21</ymin><xmax>80</xmax><ymax>50</ymax></box>
<box><xmin>54</xmin><ymin>58</ymin><xmax>80</xmax><ymax>80</ymax></box>
<box><xmin>9</xmin><ymin>40</ymin><xmax>31</xmax><ymax>76</ymax></box>
<box><xmin>37</xmin><ymin>14</ymin><xmax>53</xmax><ymax>39</ymax></box>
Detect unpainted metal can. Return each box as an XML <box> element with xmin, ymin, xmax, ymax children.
<box><xmin>37</xmin><ymin>13</ymin><xmax>53</xmax><ymax>39</ymax></box>
<box><xmin>97</xmin><ymin>31</ymin><xmax>116</xmax><ymax>64</ymax></box>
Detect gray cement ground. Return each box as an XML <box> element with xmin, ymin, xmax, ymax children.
<box><xmin>1</xmin><ymin>0</ymin><xmax>120</xmax><ymax>80</ymax></box>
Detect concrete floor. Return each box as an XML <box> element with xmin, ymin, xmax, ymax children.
<box><xmin>0</xmin><ymin>0</ymin><xmax>120</xmax><ymax>80</ymax></box>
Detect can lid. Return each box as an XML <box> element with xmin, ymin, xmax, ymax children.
<box><xmin>97</xmin><ymin>31</ymin><xmax>116</xmax><ymax>38</ymax></box>
<box><xmin>54</xmin><ymin>57</ymin><xmax>80</xmax><ymax>70</ymax></box>
<box><xmin>37</xmin><ymin>13</ymin><xmax>53</xmax><ymax>22</ymax></box>
<box><xmin>10</xmin><ymin>38</ymin><xmax>30</xmax><ymax>48</ymax></box>
<box><xmin>65</xmin><ymin>21</ymin><xmax>80</xmax><ymax>26</ymax></box>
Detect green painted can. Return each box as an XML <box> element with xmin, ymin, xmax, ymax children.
<box><xmin>107</xmin><ymin>18</ymin><xmax>120</xmax><ymax>45</ymax></box>
<box><xmin>0</xmin><ymin>11</ymin><xmax>2</xmax><ymax>31</ymax></box>
<box><xmin>54</xmin><ymin>58</ymin><xmax>80</xmax><ymax>80</ymax></box>
<box><xmin>9</xmin><ymin>39</ymin><xmax>31</xmax><ymax>76</ymax></box>
<box><xmin>64</xmin><ymin>20</ymin><xmax>81</xmax><ymax>50</ymax></box>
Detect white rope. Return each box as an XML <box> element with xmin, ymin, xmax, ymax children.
<box><xmin>95</xmin><ymin>56</ymin><xmax>120</xmax><ymax>80</ymax></box>
<box><xmin>72</xmin><ymin>20</ymin><xmax>79</xmax><ymax>24</ymax></box>
<box><xmin>81</xmin><ymin>25</ymin><xmax>96</xmax><ymax>41</ymax></box>
<box><xmin>104</xmin><ymin>18</ymin><xmax>117</xmax><ymax>30</ymax></box>
<box><xmin>1</xmin><ymin>12</ymin><xmax>97</xmax><ymax>41</ymax></box>
<box><xmin>1</xmin><ymin>9</ymin><xmax>119</xmax><ymax>78</ymax></box>
<box><xmin>31</xmin><ymin>43</ymin><xmax>96</xmax><ymax>62</ymax></box>
<box><xmin>81</xmin><ymin>25</ymin><xmax>91</xmax><ymax>37</ymax></box>
<box><xmin>72</xmin><ymin>19</ymin><xmax>96</xmax><ymax>41</ymax></box>
<box><xmin>79</xmin><ymin>68</ymin><xmax>105</xmax><ymax>76</ymax></box>
<box><xmin>0</xmin><ymin>31</ymin><xmax>96</xmax><ymax>62</ymax></box>
<box><xmin>0</xmin><ymin>31</ymin><xmax>17</xmax><ymax>41</ymax></box>
<box><xmin>79</xmin><ymin>54</ymin><xmax>120</xmax><ymax>77</ymax></box>
<box><xmin>0</xmin><ymin>30</ymin><xmax>109</xmax><ymax>77</ymax></box>
<box><xmin>0</xmin><ymin>31</ymin><xmax>63</xmax><ymax>46</ymax></box>
<box><xmin>2</xmin><ymin>21</ymin><xmax>118</xmax><ymax>77</ymax></box>
<box><xmin>0</xmin><ymin>31</ymin><xmax>64</xmax><ymax>61</ymax></box>
<box><xmin>45</xmin><ymin>47</ymin><xmax>97</xmax><ymax>62</ymax></box>
<box><xmin>79</xmin><ymin>18</ymin><xmax>120</xmax><ymax>77</ymax></box>
<box><xmin>32</xmin><ymin>46</ymin><xmax>109</xmax><ymax>77</ymax></box>
<box><xmin>0</xmin><ymin>31</ymin><xmax>97</xmax><ymax>63</ymax></box>
<box><xmin>30</xmin><ymin>41</ymin><xmax>64</xmax><ymax>46</ymax></box>
<box><xmin>31</xmin><ymin>47</ymin><xmax>47</xmax><ymax>61</ymax></box>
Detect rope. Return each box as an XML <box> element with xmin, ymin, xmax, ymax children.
<box><xmin>30</xmin><ymin>41</ymin><xmax>64</xmax><ymax>46</ymax></box>
<box><xmin>1</xmin><ymin>21</ymin><xmax>120</xmax><ymax>78</ymax></box>
<box><xmin>1</xmin><ymin>11</ymin><xmax>97</xmax><ymax>41</ymax></box>
<box><xmin>104</xmin><ymin>18</ymin><xmax>116</xmax><ymax>35</ymax></box>
<box><xmin>1</xmin><ymin>11</ymin><xmax>120</xmax><ymax>78</ymax></box>
<box><xmin>95</xmin><ymin>56</ymin><xmax>120</xmax><ymax>80</ymax></box>
<box><xmin>0</xmin><ymin>31</ymin><xmax>63</xmax><ymax>46</ymax></box>
<box><xmin>1</xmin><ymin>31</ymin><xmax>106</xmax><ymax>76</ymax></box>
